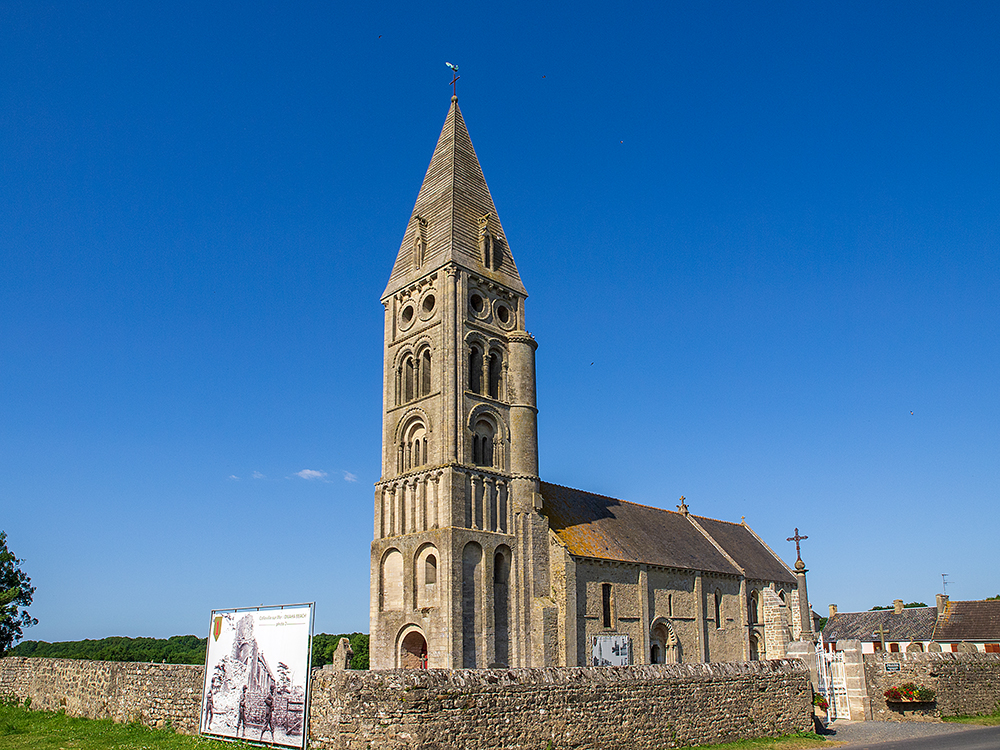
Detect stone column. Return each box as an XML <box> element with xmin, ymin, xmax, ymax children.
<box><xmin>794</xmin><ymin>559</ymin><xmax>813</xmax><ymax>639</ymax></box>
<box><xmin>639</xmin><ymin>566</ymin><xmax>650</xmax><ymax>664</ymax></box>
<box><xmin>694</xmin><ymin>571</ymin><xmax>706</xmax><ymax>662</ymax></box>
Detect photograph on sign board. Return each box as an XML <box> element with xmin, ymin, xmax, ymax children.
<box><xmin>200</xmin><ymin>605</ymin><xmax>312</xmax><ymax>749</ymax></box>
<box><xmin>591</xmin><ymin>634</ymin><xmax>631</xmax><ymax>666</ymax></box>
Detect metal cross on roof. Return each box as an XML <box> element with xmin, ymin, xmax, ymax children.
<box><xmin>786</xmin><ymin>528</ymin><xmax>808</xmax><ymax>562</ymax></box>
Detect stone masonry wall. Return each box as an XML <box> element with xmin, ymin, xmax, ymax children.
<box><xmin>864</xmin><ymin>652</ymin><xmax>1000</xmax><ymax>721</ymax></box>
<box><xmin>0</xmin><ymin>656</ymin><xmax>204</xmax><ymax>733</ymax></box>
<box><xmin>309</xmin><ymin>661</ymin><xmax>812</xmax><ymax>750</ymax></box>
<box><xmin>3</xmin><ymin>656</ymin><xmax>812</xmax><ymax>747</ymax></box>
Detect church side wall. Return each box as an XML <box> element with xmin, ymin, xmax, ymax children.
<box><xmin>575</xmin><ymin>560</ymin><xmax>748</xmax><ymax>666</ymax></box>
<box><xmin>1</xmin><ymin>656</ymin><xmax>811</xmax><ymax>748</ymax></box>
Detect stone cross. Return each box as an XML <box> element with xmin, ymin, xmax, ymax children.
<box><xmin>786</xmin><ymin>528</ymin><xmax>808</xmax><ymax>562</ymax></box>
<box><xmin>676</xmin><ymin>496</ymin><xmax>688</xmax><ymax>514</ymax></box>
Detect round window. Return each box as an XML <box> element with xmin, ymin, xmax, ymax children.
<box><xmin>420</xmin><ymin>294</ymin><xmax>436</xmax><ymax>319</ymax></box>
<box><xmin>469</xmin><ymin>293</ymin><xmax>485</xmax><ymax>315</ymax></box>
<box><xmin>400</xmin><ymin>304</ymin><xmax>415</xmax><ymax>329</ymax></box>
<box><xmin>495</xmin><ymin>303</ymin><xmax>513</xmax><ymax>328</ymax></box>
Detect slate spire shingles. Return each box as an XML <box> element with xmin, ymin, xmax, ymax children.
<box><xmin>382</xmin><ymin>98</ymin><xmax>527</xmax><ymax>300</ymax></box>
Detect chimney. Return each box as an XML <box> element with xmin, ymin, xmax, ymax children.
<box><xmin>937</xmin><ymin>593</ymin><xmax>949</xmax><ymax>617</ymax></box>
<box><xmin>829</xmin><ymin>604</ymin><xmax>838</xmax><ymax>619</ymax></box>
<box><xmin>894</xmin><ymin>599</ymin><xmax>904</xmax><ymax>615</ymax></box>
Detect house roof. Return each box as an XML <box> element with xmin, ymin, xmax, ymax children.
<box><xmin>693</xmin><ymin>516</ymin><xmax>796</xmax><ymax>585</ymax></box>
<box><xmin>822</xmin><ymin>607</ymin><xmax>938</xmax><ymax>643</ymax></box>
<box><xmin>539</xmin><ymin>482</ymin><xmax>792</xmax><ymax>582</ymax></box>
<box><xmin>383</xmin><ymin>98</ymin><xmax>526</xmax><ymax>300</ymax></box>
<box><xmin>933</xmin><ymin>600</ymin><xmax>1000</xmax><ymax>642</ymax></box>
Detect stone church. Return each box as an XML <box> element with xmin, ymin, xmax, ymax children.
<box><xmin>370</xmin><ymin>96</ymin><xmax>812</xmax><ymax>670</ymax></box>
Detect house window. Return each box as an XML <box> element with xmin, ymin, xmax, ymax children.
<box><xmin>873</xmin><ymin>641</ymin><xmax>884</xmax><ymax>652</ymax></box>
<box><xmin>714</xmin><ymin>589</ymin><xmax>723</xmax><ymax>629</ymax></box>
<box><xmin>985</xmin><ymin>644</ymin><xmax>1000</xmax><ymax>653</ymax></box>
<box><xmin>602</xmin><ymin>583</ymin><xmax>613</xmax><ymax>629</ymax></box>
<box><xmin>889</xmin><ymin>643</ymin><xmax>900</xmax><ymax>653</ymax></box>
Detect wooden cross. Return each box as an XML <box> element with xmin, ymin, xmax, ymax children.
<box><xmin>786</xmin><ymin>528</ymin><xmax>808</xmax><ymax>562</ymax></box>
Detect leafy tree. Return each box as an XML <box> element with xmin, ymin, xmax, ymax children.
<box><xmin>0</xmin><ymin>531</ymin><xmax>36</xmax><ymax>656</ymax></box>
<box><xmin>987</xmin><ymin>595</ymin><xmax>1000</xmax><ymax>601</ymax></box>
<box><xmin>870</xmin><ymin>602</ymin><xmax>928</xmax><ymax>610</ymax></box>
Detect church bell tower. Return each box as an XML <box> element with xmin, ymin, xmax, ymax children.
<box><xmin>370</xmin><ymin>97</ymin><xmax>553</xmax><ymax>669</ymax></box>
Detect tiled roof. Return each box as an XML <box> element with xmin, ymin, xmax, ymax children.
<box><xmin>822</xmin><ymin>607</ymin><xmax>938</xmax><ymax>642</ymax></box>
<box><xmin>383</xmin><ymin>99</ymin><xmax>526</xmax><ymax>299</ymax></box>
<box><xmin>693</xmin><ymin>516</ymin><xmax>796</xmax><ymax>585</ymax></box>
<box><xmin>933</xmin><ymin>600</ymin><xmax>1000</xmax><ymax>642</ymax></box>
<box><xmin>541</xmin><ymin>482</ymin><xmax>776</xmax><ymax>577</ymax></box>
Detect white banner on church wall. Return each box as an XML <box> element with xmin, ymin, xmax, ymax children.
<box><xmin>200</xmin><ymin>603</ymin><xmax>314</xmax><ymax>750</ymax></box>
<box><xmin>591</xmin><ymin>634</ymin><xmax>631</xmax><ymax>666</ymax></box>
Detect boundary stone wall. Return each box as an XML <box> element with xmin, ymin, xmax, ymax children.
<box><xmin>0</xmin><ymin>656</ymin><xmax>203</xmax><ymax>733</ymax></box>
<box><xmin>1</xmin><ymin>656</ymin><xmax>812</xmax><ymax>748</ymax></box>
<box><xmin>308</xmin><ymin>661</ymin><xmax>811</xmax><ymax>750</ymax></box>
<box><xmin>863</xmin><ymin>652</ymin><xmax>1000</xmax><ymax>721</ymax></box>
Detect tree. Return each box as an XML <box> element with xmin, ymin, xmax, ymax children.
<box><xmin>0</xmin><ymin>531</ymin><xmax>37</xmax><ymax>656</ymax></box>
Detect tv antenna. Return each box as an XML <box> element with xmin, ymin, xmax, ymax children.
<box><xmin>942</xmin><ymin>573</ymin><xmax>950</xmax><ymax>595</ymax></box>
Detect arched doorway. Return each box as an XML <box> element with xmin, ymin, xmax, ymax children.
<box><xmin>650</xmin><ymin>619</ymin><xmax>680</xmax><ymax>664</ymax></box>
<box><xmin>749</xmin><ymin>632</ymin><xmax>761</xmax><ymax>661</ymax></box>
<box><xmin>399</xmin><ymin>628</ymin><xmax>428</xmax><ymax>669</ymax></box>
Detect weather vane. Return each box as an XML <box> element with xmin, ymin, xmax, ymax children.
<box><xmin>446</xmin><ymin>62</ymin><xmax>460</xmax><ymax>97</ymax></box>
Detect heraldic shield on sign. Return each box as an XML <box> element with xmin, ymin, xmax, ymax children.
<box><xmin>200</xmin><ymin>603</ymin><xmax>315</xmax><ymax>749</ymax></box>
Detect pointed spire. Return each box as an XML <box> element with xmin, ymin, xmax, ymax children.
<box><xmin>383</xmin><ymin>98</ymin><xmax>526</xmax><ymax>299</ymax></box>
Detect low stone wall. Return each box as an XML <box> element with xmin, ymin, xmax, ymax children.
<box><xmin>864</xmin><ymin>652</ymin><xmax>1000</xmax><ymax>721</ymax></box>
<box><xmin>1</xmin><ymin>656</ymin><xmax>812</xmax><ymax>748</ymax></box>
<box><xmin>309</xmin><ymin>661</ymin><xmax>812</xmax><ymax>750</ymax></box>
<box><xmin>0</xmin><ymin>656</ymin><xmax>204</xmax><ymax>733</ymax></box>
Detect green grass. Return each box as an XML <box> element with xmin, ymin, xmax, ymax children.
<box><xmin>682</xmin><ymin>732</ymin><xmax>836</xmax><ymax>750</ymax></box>
<box><xmin>942</xmin><ymin>706</ymin><xmax>1000</xmax><ymax>726</ymax></box>
<box><xmin>0</xmin><ymin>701</ymin><xmax>257</xmax><ymax>750</ymax></box>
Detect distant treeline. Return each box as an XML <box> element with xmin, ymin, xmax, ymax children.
<box><xmin>10</xmin><ymin>632</ymin><xmax>370</xmax><ymax>670</ymax></box>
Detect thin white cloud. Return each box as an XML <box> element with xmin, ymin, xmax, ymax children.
<box><xmin>228</xmin><ymin>475</ymin><xmax>240</xmax><ymax>481</ymax></box>
<box><xmin>252</xmin><ymin>471</ymin><xmax>265</xmax><ymax>479</ymax></box>
<box><xmin>296</xmin><ymin>469</ymin><xmax>328</xmax><ymax>480</ymax></box>
<box><xmin>343</xmin><ymin>471</ymin><xmax>358</xmax><ymax>483</ymax></box>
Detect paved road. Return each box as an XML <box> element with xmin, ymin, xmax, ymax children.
<box><xmin>825</xmin><ymin>720</ymin><xmax>1000</xmax><ymax>749</ymax></box>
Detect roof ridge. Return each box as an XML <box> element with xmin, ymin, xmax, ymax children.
<box><xmin>540</xmin><ymin>481</ymin><xmax>681</xmax><ymax>515</ymax></box>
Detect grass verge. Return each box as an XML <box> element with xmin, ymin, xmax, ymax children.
<box><xmin>0</xmin><ymin>701</ymin><xmax>255</xmax><ymax>750</ymax></box>
<box><xmin>683</xmin><ymin>732</ymin><xmax>837</xmax><ymax>750</ymax></box>
<box><xmin>942</xmin><ymin>707</ymin><xmax>1000</xmax><ymax>726</ymax></box>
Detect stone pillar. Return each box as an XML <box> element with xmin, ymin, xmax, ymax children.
<box><xmin>639</xmin><ymin>566</ymin><xmax>650</xmax><ymax>664</ymax></box>
<box><xmin>794</xmin><ymin>559</ymin><xmax>813</xmax><ymax>639</ymax></box>
<box><xmin>694</xmin><ymin>571</ymin><xmax>706</xmax><ymax>662</ymax></box>
<box><xmin>839</xmin><ymin>639</ymin><xmax>872</xmax><ymax>720</ymax></box>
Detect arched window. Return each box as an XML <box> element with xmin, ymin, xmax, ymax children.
<box><xmin>404</xmin><ymin>357</ymin><xmax>414</xmax><ymax>402</ymax></box>
<box><xmin>469</xmin><ymin>346</ymin><xmax>483</xmax><ymax>394</ymax></box>
<box><xmin>415</xmin><ymin>546</ymin><xmax>438</xmax><ymax>609</ymax></box>
<box><xmin>714</xmin><ymin>589</ymin><xmax>723</xmax><ymax>628</ymax></box>
<box><xmin>472</xmin><ymin>419</ymin><xmax>495</xmax><ymax>467</ymax></box>
<box><xmin>421</xmin><ymin>350</ymin><xmax>432</xmax><ymax>396</ymax></box>
<box><xmin>380</xmin><ymin>549</ymin><xmax>403</xmax><ymax>611</ymax></box>
<box><xmin>651</xmin><ymin>644</ymin><xmax>661</xmax><ymax>663</ymax></box>
<box><xmin>748</xmin><ymin>590</ymin><xmax>760</xmax><ymax>625</ymax></box>
<box><xmin>400</xmin><ymin>419</ymin><xmax>428</xmax><ymax>472</ymax></box>
<box><xmin>488</xmin><ymin>350</ymin><xmax>502</xmax><ymax>399</ymax></box>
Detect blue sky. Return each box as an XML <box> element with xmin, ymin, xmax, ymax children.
<box><xmin>2</xmin><ymin>1</ymin><xmax>997</xmax><ymax>642</ymax></box>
